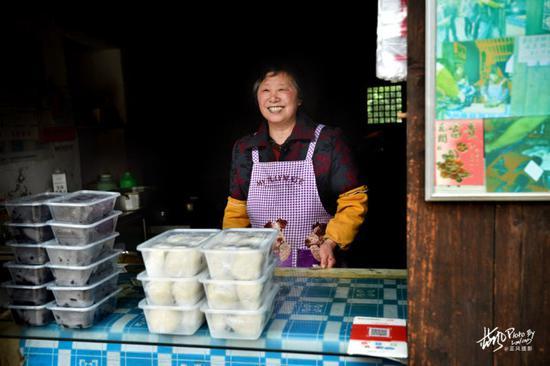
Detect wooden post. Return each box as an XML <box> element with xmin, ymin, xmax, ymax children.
<box><xmin>406</xmin><ymin>1</ymin><xmax>549</xmax><ymax>364</ymax></box>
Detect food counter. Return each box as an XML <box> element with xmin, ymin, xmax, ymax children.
<box><xmin>0</xmin><ymin>267</ymin><xmax>407</xmax><ymax>366</ymax></box>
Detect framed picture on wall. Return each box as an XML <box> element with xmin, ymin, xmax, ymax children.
<box><xmin>425</xmin><ymin>0</ymin><xmax>550</xmax><ymax>201</ymax></box>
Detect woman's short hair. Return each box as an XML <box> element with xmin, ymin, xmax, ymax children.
<box><xmin>252</xmin><ymin>65</ymin><xmax>303</xmax><ymax>102</ymax></box>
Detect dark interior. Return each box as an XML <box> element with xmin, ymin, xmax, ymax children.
<box><xmin>4</xmin><ymin>9</ymin><xmax>406</xmax><ymax>268</ymax></box>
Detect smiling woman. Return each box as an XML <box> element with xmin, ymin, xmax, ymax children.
<box><xmin>222</xmin><ymin>66</ymin><xmax>368</xmax><ymax>269</ymax></box>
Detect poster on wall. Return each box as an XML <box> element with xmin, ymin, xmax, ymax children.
<box><xmin>426</xmin><ymin>0</ymin><xmax>550</xmax><ymax>200</ymax></box>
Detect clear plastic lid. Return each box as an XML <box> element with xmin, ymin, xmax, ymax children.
<box><xmin>45</xmin><ymin>250</ymin><xmax>121</xmax><ymax>270</ymax></box>
<box><xmin>4</xmin><ymin>262</ymin><xmax>48</xmax><ymax>270</ymax></box>
<box><xmin>201</xmin><ymin>229</ymin><xmax>278</xmax><ymax>252</ymax></box>
<box><xmin>45</xmin><ymin>190</ymin><xmax>120</xmax><ymax>207</ymax></box>
<box><xmin>136</xmin><ymin>268</ymin><xmax>207</xmax><ymax>282</ymax></box>
<box><xmin>6</xmin><ymin>239</ymin><xmax>55</xmax><ymax>248</ymax></box>
<box><xmin>201</xmin><ymin>284</ymin><xmax>279</xmax><ymax>315</ymax></box>
<box><xmin>4</xmin><ymin>192</ymin><xmax>65</xmax><ymax>207</ymax></box>
<box><xmin>48</xmin><ymin>211</ymin><xmax>122</xmax><ymax>228</ymax></box>
<box><xmin>137</xmin><ymin>229</ymin><xmax>220</xmax><ymax>251</ymax></box>
<box><xmin>2</xmin><ymin>281</ymin><xmax>54</xmax><ymax>290</ymax></box>
<box><xmin>42</xmin><ymin>232</ymin><xmax>119</xmax><ymax>250</ymax></box>
<box><xmin>47</xmin><ymin>269</ymin><xmax>121</xmax><ymax>291</ymax></box>
<box><xmin>138</xmin><ymin>297</ymin><xmax>205</xmax><ymax>311</ymax></box>
<box><xmin>47</xmin><ymin>288</ymin><xmax>121</xmax><ymax>312</ymax></box>
<box><xmin>5</xmin><ymin>221</ymin><xmax>50</xmax><ymax>228</ymax></box>
<box><xmin>7</xmin><ymin>301</ymin><xmax>53</xmax><ymax>310</ymax></box>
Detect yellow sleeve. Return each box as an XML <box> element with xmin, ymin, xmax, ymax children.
<box><xmin>222</xmin><ymin>196</ymin><xmax>250</xmax><ymax>229</ymax></box>
<box><xmin>325</xmin><ymin>185</ymin><xmax>368</xmax><ymax>249</ymax></box>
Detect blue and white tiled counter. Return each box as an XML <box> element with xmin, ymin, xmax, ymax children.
<box><xmin>2</xmin><ymin>269</ymin><xmax>408</xmax><ymax>366</ymax></box>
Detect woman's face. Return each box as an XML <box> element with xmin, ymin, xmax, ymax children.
<box><xmin>257</xmin><ymin>72</ymin><xmax>301</xmax><ymax>125</ymax></box>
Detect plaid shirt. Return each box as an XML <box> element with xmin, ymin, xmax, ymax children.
<box><xmin>229</xmin><ymin>113</ymin><xmax>361</xmax><ymax>215</ymax></box>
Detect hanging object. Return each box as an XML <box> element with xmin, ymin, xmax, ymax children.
<box><xmin>376</xmin><ymin>0</ymin><xmax>408</xmax><ymax>82</ymax></box>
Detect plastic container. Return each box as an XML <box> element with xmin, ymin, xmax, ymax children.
<box><xmin>4</xmin><ymin>192</ymin><xmax>64</xmax><ymax>223</ymax></box>
<box><xmin>48</xmin><ymin>211</ymin><xmax>122</xmax><ymax>246</ymax></box>
<box><xmin>45</xmin><ymin>190</ymin><xmax>120</xmax><ymax>224</ymax></box>
<box><xmin>137</xmin><ymin>269</ymin><xmax>205</xmax><ymax>306</ymax></box>
<box><xmin>137</xmin><ymin>229</ymin><xmax>220</xmax><ymax>277</ymax></box>
<box><xmin>200</xmin><ymin>260</ymin><xmax>275</xmax><ymax>310</ymax></box>
<box><xmin>2</xmin><ymin>281</ymin><xmax>54</xmax><ymax>305</ymax></box>
<box><xmin>7</xmin><ymin>240</ymin><xmax>51</xmax><ymax>265</ymax></box>
<box><xmin>48</xmin><ymin>269</ymin><xmax>121</xmax><ymax>308</ymax></box>
<box><xmin>46</xmin><ymin>250</ymin><xmax>122</xmax><ymax>286</ymax></box>
<box><xmin>43</xmin><ymin>232</ymin><xmax>119</xmax><ymax>266</ymax></box>
<box><xmin>5</xmin><ymin>222</ymin><xmax>54</xmax><ymax>244</ymax></box>
<box><xmin>138</xmin><ymin>298</ymin><xmax>205</xmax><ymax>335</ymax></box>
<box><xmin>201</xmin><ymin>284</ymin><xmax>279</xmax><ymax>340</ymax></box>
<box><xmin>4</xmin><ymin>262</ymin><xmax>53</xmax><ymax>285</ymax></box>
<box><xmin>7</xmin><ymin>302</ymin><xmax>54</xmax><ymax>326</ymax></box>
<box><xmin>47</xmin><ymin>288</ymin><xmax>121</xmax><ymax>328</ymax></box>
<box><xmin>201</xmin><ymin>228</ymin><xmax>278</xmax><ymax>280</ymax></box>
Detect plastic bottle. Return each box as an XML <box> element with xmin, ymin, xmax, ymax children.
<box><xmin>119</xmin><ymin>171</ymin><xmax>137</xmax><ymax>190</ymax></box>
<box><xmin>97</xmin><ymin>174</ymin><xmax>117</xmax><ymax>191</ymax></box>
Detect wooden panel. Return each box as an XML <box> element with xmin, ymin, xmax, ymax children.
<box><xmin>407</xmin><ymin>1</ymin><xmax>494</xmax><ymax>364</ymax></box>
<box><xmin>494</xmin><ymin>203</ymin><xmax>550</xmax><ymax>365</ymax></box>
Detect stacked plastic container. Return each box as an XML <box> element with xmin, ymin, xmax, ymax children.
<box><xmin>2</xmin><ymin>193</ymin><xmax>62</xmax><ymax>326</ymax></box>
<box><xmin>199</xmin><ymin>228</ymin><xmax>280</xmax><ymax>340</ymax></box>
<box><xmin>136</xmin><ymin>229</ymin><xmax>220</xmax><ymax>335</ymax></box>
<box><xmin>41</xmin><ymin>190</ymin><xmax>123</xmax><ymax>329</ymax></box>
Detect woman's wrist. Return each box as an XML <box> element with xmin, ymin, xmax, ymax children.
<box><xmin>322</xmin><ymin>237</ymin><xmax>338</xmax><ymax>249</ymax></box>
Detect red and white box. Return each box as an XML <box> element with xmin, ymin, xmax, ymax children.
<box><xmin>347</xmin><ymin>317</ymin><xmax>408</xmax><ymax>359</ymax></box>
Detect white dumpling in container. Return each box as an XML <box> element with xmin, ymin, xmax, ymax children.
<box><xmin>144</xmin><ymin>250</ymin><xmax>166</xmax><ymax>276</ymax></box>
<box><xmin>171</xmin><ymin>281</ymin><xmax>203</xmax><ymax>306</ymax></box>
<box><xmin>205</xmin><ymin>253</ymin><xmax>229</xmax><ymax>279</ymax></box>
<box><xmin>164</xmin><ymin>249</ymin><xmax>203</xmax><ymax>277</ymax></box>
<box><xmin>230</xmin><ymin>252</ymin><xmax>264</xmax><ymax>280</ymax></box>
<box><xmin>227</xmin><ymin>314</ymin><xmax>264</xmax><ymax>338</ymax></box>
<box><xmin>145</xmin><ymin>281</ymin><xmax>173</xmax><ymax>305</ymax></box>
<box><xmin>236</xmin><ymin>283</ymin><xmax>264</xmax><ymax>310</ymax></box>
<box><xmin>206</xmin><ymin>283</ymin><xmax>238</xmax><ymax>309</ymax></box>
<box><xmin>179</xmin><ymin>309</ymin><xmax>204</xmax><ymax>330</ymax></box>
<box><xmin>208</xmin><ymin>313</ymin><xmax>228</xmax><ymax>334</ymax></box>
<box><xmin>146</xmin><ymin>309</ymin><xmax>181</xmax><ymax>333</ymax></box>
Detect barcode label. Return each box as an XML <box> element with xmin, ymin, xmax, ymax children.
<box><xmin>368</xmin><ymin>327</ymin><xmax>390</xmax><ymax>337</ymax></box>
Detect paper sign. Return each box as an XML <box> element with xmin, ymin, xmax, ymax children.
<box><xmin>52</xmin><ymin>172</ymin><xmax>67</xmax><ymax>193</ymax></box>
<box><xmin>435</xmin><ymin>119</ymin><xmax>485</xmax><ymax>187</ymax></box>
<box><xmin>524</xmin><ymin>160</ymin><xmax>544</xmax><ymax>182</ymax></box>
<box><xmin>347</xmin><ymin>317</ymin><xmax>408</xmax><ymax>359</ymax></box>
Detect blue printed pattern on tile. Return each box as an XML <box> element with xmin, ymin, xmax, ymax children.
<box><xmin>17</xmin><ymin>276</ymin><xmax>407</xmax><ymax>365</ymax></box>
<box><xmin>20</xmin><ymin>341</ymin><xmax>404</xmax><ymax>366</ymax></box>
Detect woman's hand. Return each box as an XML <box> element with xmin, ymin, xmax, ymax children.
<box><xmin>319</xmin><ymin>238</ymin><xmax>337</xmax><ymax>268</ymax></box>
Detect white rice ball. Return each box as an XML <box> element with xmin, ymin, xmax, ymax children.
<box><xmin>146</xmin><ymin>309</ymin><xmax>181</xmax><ymax>333</ymax></box>
<box><xmin>227</xmin><ymin>314</ymin><xmax>264</xmax><ymax>338</ymax></box>
<box><xmin>206</xmin><ymin>253</ymin><xmax>229</xmax><ymax>279</ymax></box>
<box><xmin>171</xmin><ymin>280</ymin><xmax>203</xmax><ymax>306</ymax></box>
<box><xmin>145</xmin><ymin>281</ymin><xmax>173</xmax><ymax>305</ymax></box>
<box><xmin>230</xmin><ymin>252</ymin><xmax>264</xmax><ymax>280</ymax></box>
<box><xmin>180</xmin><ymin>309</ymin><xmax>204</xmax><ymax>331</ymax></box>
<box><xmin>208</xmin><ymin>314</ymin><xmax>228</xmax><ymax>334</ymax></box>
<box><xmin>206</xmin><ymin>283</ymin><xmax>238</xmax><ymax>309</ymax></box>
<box><xmin>145</xmin><ymin>250</ymin><xmax>165</xmax><ymax>276</ymax></box>
<box><xmin>165</xmin><ymin>249</ymin><xmax>202</xmax><ymax>277</ymax></box>
<box><xmin>236</xmin><ymin>283</ymin><xmax>264</xmax><ymax>310</ymax></box>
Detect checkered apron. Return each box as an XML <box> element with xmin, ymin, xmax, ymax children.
<box><xmin>247</xmin><ymin>124</ymin><xmax>333</xmax><ymax>267</ymax></box>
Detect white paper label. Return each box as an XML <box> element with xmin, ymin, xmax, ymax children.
<box><xmin>52</xmin><ymin>173</ymin><xmax>67</xmax><ymax>193</ymax></box>
<box><xmin>524</xmin><ymin>160</ymin><xmax>544</xmax><ymax>182</ymax></box>
<box><xmin>347</xmin><ymin>317</ymin><xmax>408</xmax><ymax>359</ymax></box>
